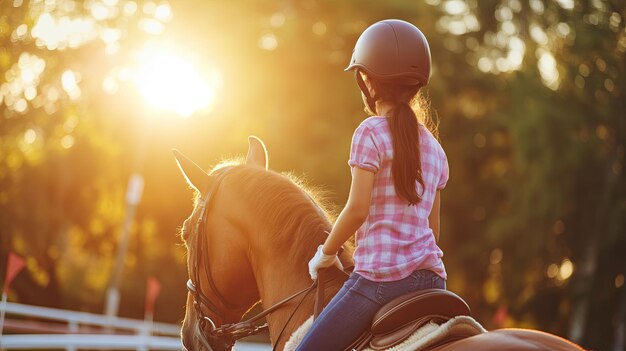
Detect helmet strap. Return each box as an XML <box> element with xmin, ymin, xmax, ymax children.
<box><xmin>355</xmin><ymin>71</ymin><xmax>378</xmax><ymax>115</ymax></box>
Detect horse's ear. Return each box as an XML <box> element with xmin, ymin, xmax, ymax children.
<box><xmin>246</xmin><ymin>136</ymin><xmax>268</xmax><ymax>170</ymax></box>
<box><xmin>172</xmin><ymin>149</ymin><xmax>210</xmax><ymax>192</ymax></box>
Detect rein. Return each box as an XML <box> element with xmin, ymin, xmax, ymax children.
<box><xmin>186</xmin><ymin>167</ymin><xmax>328</xmax><ymax>351</ymax></box>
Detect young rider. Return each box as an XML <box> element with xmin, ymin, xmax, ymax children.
<box><xmin>296</xmin><ymin>19</ymin><xmax>449</xmax><ymax>351</ymax></box>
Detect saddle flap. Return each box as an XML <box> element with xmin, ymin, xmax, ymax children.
<box><xmin>371</xmin><ymin>289</ymin><xmax>471</xmax><ymax>335</ymax></box>
<box><xmin>369</xmin><ymin>315</ymin><xmax>446</xmax><ymax>350</ymax></box>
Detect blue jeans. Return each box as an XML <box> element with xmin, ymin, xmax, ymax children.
<box><xmin>295</xmin><ymin>270</ymin><xmax>446</xmax><ymax>351</ymax></box>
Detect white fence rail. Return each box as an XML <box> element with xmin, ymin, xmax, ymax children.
<box><xmin>1</xmin><ymin>302</ymin><xmax>180</xmax><ymax>335</ymax></box>
<box><xmin>0</xmin><ymin>301</ymin><xmax>272</xmax><ymax>350</ymax></box>
<box><xmin>0</xmin><ymin>334</ymin><xmax>181</xmax><ymax>350</ymax></box>
<box><xmin>0</xmin><ymin>301</ymin><xmax>181</xmax><ymax>350</ymax></box>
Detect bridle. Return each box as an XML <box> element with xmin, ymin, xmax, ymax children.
<box><xmin>185</xmin><ymin>167</ymin><xmax>327</xmax><ymax>351</ymax></box>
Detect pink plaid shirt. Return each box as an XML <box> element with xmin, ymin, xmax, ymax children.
<box><xmin>348</xmin><ymin>116</ymin><xmax>449</xmax><ymax>282</ymax></box>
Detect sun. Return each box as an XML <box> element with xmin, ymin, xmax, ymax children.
<box><xmin>132</xmin><ymin>43</ymin><xmax>221</xmax><ymax>117</ymax></box>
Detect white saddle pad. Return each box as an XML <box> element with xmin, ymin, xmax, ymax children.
<box><xmin>284</xmin><ymin>315</ymin><xmax>486</xmax><ymax>351</ymax></box>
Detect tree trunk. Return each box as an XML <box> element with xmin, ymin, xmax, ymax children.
<box><xmin>567</xmin><ymin>240</ymin><xmax>597</xmax><ymax>343</ymax></box>
<box><xmin>614</xmin><ymin>285</ymin><xmax>626</xmax><ymax>351</ymax></box>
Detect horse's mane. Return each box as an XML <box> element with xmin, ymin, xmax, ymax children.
<box><xmin>206</xmin><ymin>160</ymin><xmax>353</xmax><ymax>264</ymax></box>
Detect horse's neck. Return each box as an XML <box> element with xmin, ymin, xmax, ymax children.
<box><xmin>261</xmin><ymin>274</ymin><xmax>343</xmax><ymax>350</ymax></box>
<box><xmin>254</xmin><ymin>251</ymin><xmax>346</xmax><ymax>350</ymax></box>
<box><xmin>247</xmin><ymin>199</ymin><xmax>350</xmax><ymax>349</ymax></box>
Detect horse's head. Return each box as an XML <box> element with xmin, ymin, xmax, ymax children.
<box><xmin>175</xmin><ymin>137</ymin><xmax>270</xmax><ymax>350</ymax></box>
<box><xmin>174</xmin><ymin>137</ymin><xmax>344</xmax><ymax>350</ymax></box>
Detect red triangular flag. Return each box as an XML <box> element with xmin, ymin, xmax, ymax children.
<box><xmin>3</xmin><ymin>252</ymin><xmax>25</xmax><ymax>294</ymax></box>
<box><xmin>493</xmin><ymin>305</ymin><xmax>509</xmax><ymax>328</ymax></box>
<box><xmin>145</xmin><ymin>277</ymin><xmax>161</xmax><ymax>315</ymax></box>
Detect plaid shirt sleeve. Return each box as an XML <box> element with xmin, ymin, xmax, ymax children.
<box><xmin>348</xmin><ymin>123</ymin><xmax>380</xmax><ymax>173</ymax></box>
<box><xmin>437</xmin><ymin>148</ymin><xmax>449</xmax><ymax>190</ymax></box>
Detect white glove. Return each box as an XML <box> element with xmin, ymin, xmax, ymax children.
<box><xmin>308</xmin><ymin>245</ymin><xmax>343</xmax><ymax>280</ymax></box>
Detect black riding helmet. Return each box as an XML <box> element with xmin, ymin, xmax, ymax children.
<box><xmin>345</xmin><ymin>19</ymin><xmax>432</xmax><ymax>113</ymax></box>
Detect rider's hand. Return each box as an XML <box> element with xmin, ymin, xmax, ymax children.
<box><xmin>308</xmin><ymin>245</ymin><xmax>343</xmax><ymax>280</ymax></box>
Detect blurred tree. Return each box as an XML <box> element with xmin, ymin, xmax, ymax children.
<box><xmin>421</xmin><ymin>1</ymin><xmax>625</xmax><ymax>349</ymax></box>
<box><xmin>0</xmin><ymin>0</ymin><xmax>189</xmax><ymax>320</ymax></box>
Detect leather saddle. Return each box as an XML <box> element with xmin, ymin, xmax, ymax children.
<box><xmin>346</xmin><ymin>289</ymin><xmax>471</xmax><ymax>351</ymax></box>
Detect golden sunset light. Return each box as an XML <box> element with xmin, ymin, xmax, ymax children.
<box><xmin>132</xmin><ymin>44</ymin><xmax>221</xmax><ymax>117</ymax></box>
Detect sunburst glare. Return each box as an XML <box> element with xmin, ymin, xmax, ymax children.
<box><xmin>132</xmin><ymin>44</ymin><xmax>221</xmax><ymax>118</ymax></box>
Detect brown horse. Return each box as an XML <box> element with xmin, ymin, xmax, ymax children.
<box><xmin>175</xmin><ymin>137</ymin><xmax>585</xmax><ymax>351</ymax></box>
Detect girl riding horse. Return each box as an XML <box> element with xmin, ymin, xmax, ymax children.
<box><xmin>299</xmin><ymin>19</ymin><xmax>449</xmax><ymax>351</ymax></box>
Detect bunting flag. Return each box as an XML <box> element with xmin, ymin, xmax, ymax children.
<box><xmin>493</xmin><ymin>305</ymin><xmax>509</xmax><ymax>328</ymax></box>
<box><xmin>145</xmin><ymin>277</ymin><xmax>162</xmax><ymax>316</ymax></box>
<box><xmin>3</xmin><ymin>252</ymin><xmax>25</xmax><ymax>295</ymax></box>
